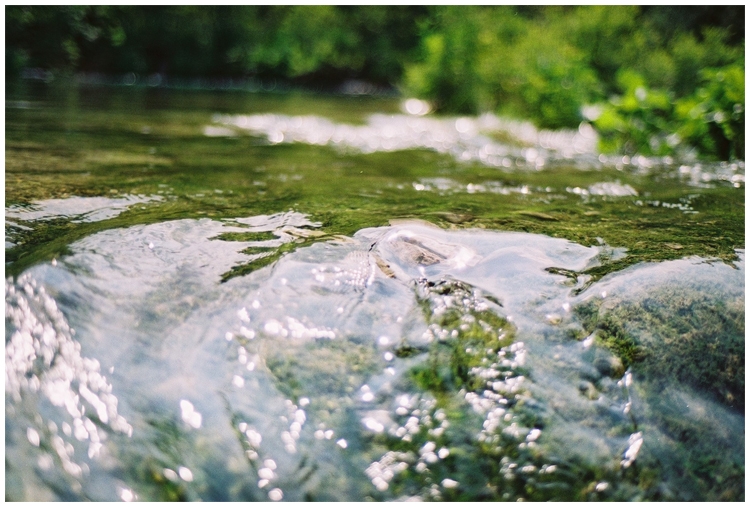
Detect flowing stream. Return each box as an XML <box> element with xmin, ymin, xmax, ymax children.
<box><xmin>5</xmin><ymin>82</ymin><xmax>745</xmax><ymax>501</ymax></box>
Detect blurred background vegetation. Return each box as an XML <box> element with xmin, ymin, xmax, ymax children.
<box><xmin>5</xmin><ymin>5</ymin><xmax>745</xmax><ymax>160</ymax></box>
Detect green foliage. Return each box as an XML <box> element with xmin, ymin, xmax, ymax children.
<box><xmin>403</xmin><ymin>6</ymin><xmax>744</xmax><ymax>158</ymax></box>
<box><xmin>675</xmin><ymin>58</ymin><xmax>745</xmax><ymax>160</ymax></box>
<box><xmin>593</xmin><ymin>71</ymin><xmax>678</xmax><ymax>156</ymax></box>
<box><xmin>404</xmin><ymin>6</ymin><xmax>603</xmax><ymax>127</ymax></box>
<box><xmin>595</xmin><ymin>57</ymin><xmax>745</xmax><ymax>159</ymax></box>
<box><xmin>5</xmin><ymin>5</ymin><xmax>126</xmax><ymax>76</ymax></box>
<box><xmin>572</xmin><ymin>17</ymin><xmax>742</xmax><ymax>159</ymax></box>
<box><xmin>404</xmin><ymin>7</ymin><xmax>483</xmax><ymax>114</ymax></box>
<box><xmin>476</xmin><ymin>6</ymin><xmax>603</xmax><ymax>128</ymax></box>
<box><xmin>244</xmin><ymin>6</ymin><xmax>360</xmax><ymax>78</ymax></box>
<box><xmin>5</xmin><ymin>6</ymin><xmax>427</xmax><ymax>86</ymax></box>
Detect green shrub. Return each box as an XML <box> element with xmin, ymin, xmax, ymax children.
<box><xmin>675</xmin><ymin>58</ymin><xmax>745</xmax><ymax>160</ymax></box>
<box><xmin>403</xmin><ymin>6</ymin><xmax>483</xmax><ymax>114</ymax></box>
<box><xmin>593</xmin><ymin>70</ymin><xmax>677</xmax><ymax>156</ymax></box>
<box><xmin>594</xmin><ymin>58</ymin><xmax>745</xmax><ymax>160</ymax></box>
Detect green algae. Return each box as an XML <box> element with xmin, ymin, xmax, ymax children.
<box><xmin>118</xmin><ymin>418</ymin><xmax>204</xmax><ymax>502</ymax></box>
<box><xmin>570</xmin><ymin>271</ymin><xmax>744</xmax><ymax>500</ymax></box>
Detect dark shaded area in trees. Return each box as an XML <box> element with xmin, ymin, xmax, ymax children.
<box><xmin>5</xmin><ymin>6</ymin><xmax>429</xmax><ymax>87</ymax></box>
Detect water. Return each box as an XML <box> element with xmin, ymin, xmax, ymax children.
<box><xmin>5</xmin><ymin>82</ymin><xmax>745</xmax><ymax>501</ymax></box>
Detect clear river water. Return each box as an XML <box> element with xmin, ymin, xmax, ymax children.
<box><xmin>5</xmin><ymin>81</ymin><xmax>745</xmax><ymax>501</ymax></box>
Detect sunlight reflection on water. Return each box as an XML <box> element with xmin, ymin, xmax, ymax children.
<box><xmin>5</xmin><ymin>213</ymin><xmax>744</xmax><ymax>501</ymax></box>
<box><xmin>5</xmin><ymin>194</ymin><xmax>164</xmax><ymax>223</ymax></box>
<box><xmin>209</xmin><ymin>111</ymin><xmax>744</xmax><ymax>187</ymax></box>
<box><xmin>213</xmin><ymin>111</ymin><xmax>597</xmax><ymax>169</ymax></box>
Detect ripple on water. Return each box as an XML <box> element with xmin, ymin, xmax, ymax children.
<box><xmin>212</xmin><ymin>111</ymin><xmax>598</xmax><ymax>169</ymax></box>
<box><xmin>5</xmin><ymin>194</ymin><xmax>164</xmax><ymax>223</ymax></box>
<box><xmin>208</xmin><ymin>112</ymin><xmax>745</xmax><ymax>186</ymax></box>
<box><xmin>5</xmin><ymin>216</ymin><xmax>744</xmax><ymax>501</ymax></box>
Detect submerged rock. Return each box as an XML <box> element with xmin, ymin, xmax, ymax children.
<box><xmin>574</xmin><ymin>258</ymin><xmax>745</xmax><ymax>411</ymax></box>
<box><xmin>572</xmin><ymin>254</ymin><xmax>745</xmax><ymax>501</ymax></box>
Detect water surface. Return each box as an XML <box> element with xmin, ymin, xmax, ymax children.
<box><xmin>5</xmin><ymin>82</ymin><xmax>744</xmax><ymax>501</ymax></box>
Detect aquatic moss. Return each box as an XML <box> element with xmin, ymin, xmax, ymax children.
<box><xmin>575</xmin><ymin>301</ymin><xmax>645</xmax><ymax>369</ymax></box>
<box><xmin>220</xmin><ymin>238</ymin><xmax>320</xmax><ymax>282</ymax></box>
<box><xmin>375</xmin><ymin>273</ymin><xmax>743</xmax><ymax>501</ymax></box>
<box><xmin>119</xmin><ymin>418</ymin><xmax>198</xmax><ymax>501</ymax></box>
<box><xmin>212</xmin><ymin>231</ymin><xmax>278</xmax><ymax>242</ymax></box>
<box><xmin>575</xmin><ymin>286</ymin><xmax>745</xmax><ymax>411</ymax></box>
<box><xmin>6</xmin><ymin>91</ymin><xmax>744</xmax><ymax>284</ymax></box>
<box><xmin>370</xmin><ymin>288</ymin><xmax>648</xmax><ymax>501</ymax></box>
<box><xmin>409</xmin><ymin>278</ymin><xmax>515</xmax><ymax>394</ymax></box>
<box><xmin>633</xmin><ymin>385</ymin><xmax>745</xmax><ymax>501</ymax></box>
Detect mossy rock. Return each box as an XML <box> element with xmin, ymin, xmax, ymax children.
<box><xmin>575</xmin><ymin>286</ymin><xmax>744</xmax><ymax>411</ymax></box>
